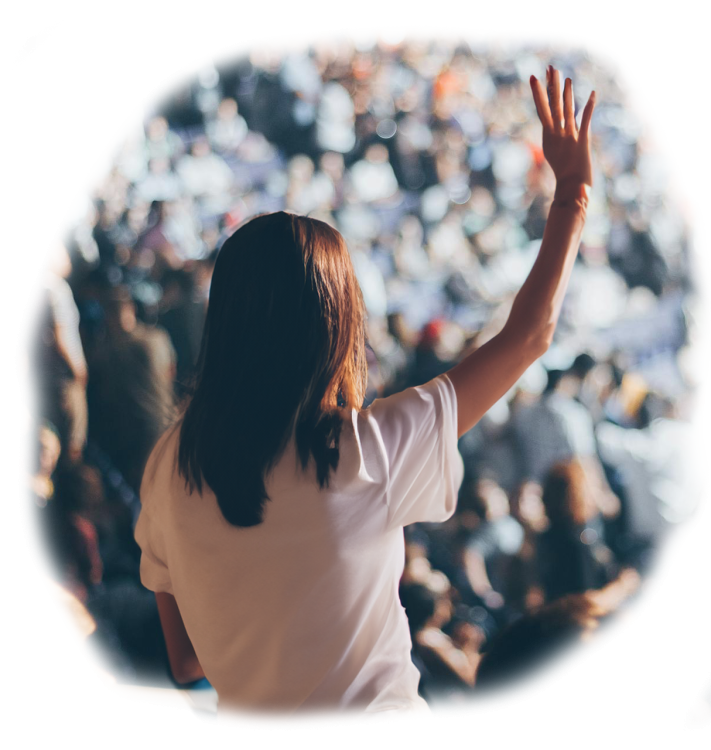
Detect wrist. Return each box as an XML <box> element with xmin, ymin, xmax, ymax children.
<box><xmin>553</xmin><ymin>179</ymin><xmax>589</xmax><ymax>210</ymax></box>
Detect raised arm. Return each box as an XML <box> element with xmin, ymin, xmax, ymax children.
<box><xmin>447</xmin><ymin>65</ymin><xmax>596</xmax><ymax>437</ymax></box>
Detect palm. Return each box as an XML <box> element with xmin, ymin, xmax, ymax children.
<box><xmin>530</xmin><ymin>65</ymin><xmax>596</xmax><ymax>187</ymax></box>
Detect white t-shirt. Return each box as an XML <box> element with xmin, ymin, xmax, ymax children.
<box><xmin>134</xmin><ymin>372</ymin><xmax>464</xmax><ymax>714</ymax></box>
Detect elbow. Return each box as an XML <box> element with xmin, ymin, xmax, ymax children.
<box><xmin>171</xmin><ymin>659</ymin><xmax>205</xmax><ymax>685</ymax></box>
<box><xmin>534</xmin><ymin>332</ymin><xmax>552</xmax><ymax>358</ymax></box>
<box><xmin>528</xmin><ymin>322</ymin><xmax>555</xmax><ymax>359</ymax></box>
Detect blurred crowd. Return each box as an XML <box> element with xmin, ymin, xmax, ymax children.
<box><xmin>30</xmin><ymin>40</ymin><xmax>700</xmax><ymax>699</ymax></box>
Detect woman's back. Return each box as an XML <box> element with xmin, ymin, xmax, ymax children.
<box><xmin>136</xmin><ymin>372</ymin><xmax>463</xmax><ymax>712</ymax></box>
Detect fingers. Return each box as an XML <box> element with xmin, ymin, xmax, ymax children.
<box><xmin>529</xmin><ymin>75</ymin><xmax>553</xmax><ymax>130</ymax></box>
<box><xmin>547</xmin><ymin>65</ymin><xmax>564</xmax><ymax>132</ymax></box>
<box><xmin>563</xmin><ymin>77</ymin><xmax>576</xmax><ymax>136</ymax></box>
<box><xmin>579</xmin><ymin>90</ymin><xmax>597</xmax><ymax>141</ymax></box>
<box><xmin>533</xmin><ymin>66</ymin><xmax>596</xmax><ymax>142</ymax></box>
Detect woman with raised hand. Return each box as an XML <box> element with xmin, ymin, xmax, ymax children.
<box><xmin>134</xmin><ymin>64</ymin><xmax>596</xmax><ymax>713</ymax></box>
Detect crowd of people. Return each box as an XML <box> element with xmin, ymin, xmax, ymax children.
<box><xmin>30</xmin><ymin>40</ymin><xmax>700</xmax><ymax>702</ymax></box>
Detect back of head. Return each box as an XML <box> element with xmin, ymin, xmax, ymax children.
<box><xmin>543</xmin><ymin>368</ymin><xmax>565</xmax><ymax>395</ymax></box>
<box><xmin>468</xmin><ymin>594</ymin><xmax>633</xmax><ymax>714</ymax></box>
<box><xmin>568</xmin><ymin>352</ymin><xmax>596</xmax><ymax>381</ymax></box>
<box><xmin>399</xmin><ymin>581</ymin><xmax>438</xmax><ymax>636</ymax></box>
<box><xmin>541</xmin><ymin>460</ymin><xmax>592</xmax><ymax>527</ymax></box>
<box><xmin>177</xmin><ymin>212</ymin><xmax>368</xmax><ymax>527</ymax></box>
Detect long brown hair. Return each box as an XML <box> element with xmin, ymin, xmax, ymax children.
<box><xmin>541</xmin><ymin>459</ymin><xmax>597</xmax><ymax>527</ymax></box>
<box><xmin>175</xmin><ymin>211</ymin><xmax>368</xmax><ymax>527</ymax></box>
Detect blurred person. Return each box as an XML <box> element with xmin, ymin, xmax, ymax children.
<box><xmin>135</xmin><ymin>200</ymin><xmax>182</xmax><ymax>271</ymax></box>
<box><xmin>161</xmin><ymin>197</ymin><xmax>206</xmax><ymax>262</ymax></box>
<box><xmin>40</xmin><ymin>573</ymin><xmax>116</xmax><ymax>690</ymax></box>
<box><xmin>206</xmin><ymin>97</ymin><xmax>248</xmax><ymax>154</ymax></box>
<box><xmin>88</xmin><ymin>286</ymin><xmax>176</xmax><ymax>494</ymax></box>
<box><xmin>595</xmin><ymin>390</ymin><xmax>699</xmax><ymax>571</ymax></box>
<box><xmin>31</xmin><ymin>420</ymin><xmax>62</xmax><ymax>510</ymax></box>
<box><xmin>474</xmin><ymin>566</ymin><xmax>640</xmax><ymax>691</ymax></box>
<box><xmin>393</xmin><ymin>214</ymin><xmax>431</xmax><ymax>281</ymax></box>
<box><xmin>175</xmin><ymin>136</ymin><xmax>235</xmax><ymax>212</ymax></box>
<box><xmin>157</xmin><ymin>268</ymin><xmax>206</xmax><ymax>398</ymax></box>
<box><xmin>133</xmin><ymin>66</ymin><xmax>597</xmax><ymax>712</ymax></box>
<box><xmin>508</xmin><ymin>479</ymin><xmax>549</xmax><ymax>610</ymax></box>
<box><xmin>537</xmin><ymin>459</ymin><xmax>619</xmax><ymax>602</ymax></box>
<box><xmin>511</xmin><ymin>364</ymin><xmax>621</xmax><ymax>521</ymax></box>
<box><xmin>285</xmin><ymin>154</ymin><xmax>336</xmax><ymax>215</ymax></box>
<box><xmin>33</xmin><ymin>244</ymin><xmax>88</xmax><ymax>464</ymax></box>
<box><xmin>143</xmin><ymin>115</ymin><xmax>184</xmax><ymax>163</ymax></box>
<box><xmin>348</xmin><ymin>143</ymin><xmax>400</xmax><ymax>204</ymax></box>
<box><xmin>398</xmin><ymin>579</ymin><xmax>481</xmax><ymax>702</ymax></box>
<box><xmin>134</xmin><ymin>157</ymin><xmax>182</xmax><ymax>203</ymax></box>
<box><xmin>569</xmin><ymin>354</ymin><xmax>626</xmax><ymax>432</ymax></box>
<box><xmin>157</xmin><ymin>78</ymin><xmax>207</xmax><ymax>131</ymax></box>
<box><xmin>316</xmin><ymin>80</ymin><xmax>356</xmax><ymax>153</ymax></box>
<box><xmin>460</xmin><ymin>478</ymin><xmax>526</xmax><ymax>620</ymax></box>
<box><xmin>607</xmin><ymin>210</ymin><xmax>669</xmax><ymax>296</ymax></box>
<box><xmin>409</xmin><ymin>319</ymin><xmax>458</xmax><ymax>388</ymax></box>
<box><xmin>318</xmin><ymin>150</ymin><xmax>346</xmax><ymax>208</ymax></box>
<box><xmin>20</xmin><ymin>420</ymin><xmax>102</xmax><ymax>602</ymax></box>
<box><xmin>67</xmin><ymin>459</ymin><xmax>140</xmax><ymax>585</ymax></box>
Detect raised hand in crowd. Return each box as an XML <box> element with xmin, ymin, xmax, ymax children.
<box><xmin>530</xmin><ymin>65</ymin><xmax>596</xmax><ymax>196</ymax></box>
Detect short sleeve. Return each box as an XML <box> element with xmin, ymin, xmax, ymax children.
<box><xmin>364</xmin><ymin>372</ymin><xmax>464</xmax><ymax>530</ymax></box>
<box><xmin>134</xmin><ymin>503</ymin><xmax>174</xmax><ymax>595</ymax></box>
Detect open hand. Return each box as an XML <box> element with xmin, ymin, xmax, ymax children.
<box><xmin>530</xmin><ymin>65</ymin><xmax>596</xmax><ymax>188</ymax></box>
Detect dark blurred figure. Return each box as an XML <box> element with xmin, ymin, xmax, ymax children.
<box><xmin>537</xmin><ymin>460</ymin><xmax>619</xmax><ymax>602</ymax></box>
<box><xmin>459</xmin><ymin>478</ymin><xmax>526</xmax><ymax>625</ymax></box>
<box><xmin>157</xmin><ymin>268</ymin><xmax>206</xmax><ymax>399</ymax></box>
<box><xmin>135</xmin><ymin>200</ymin><xmax>182</xmax><ymax>272</ymax></box>
<box><xmin>474</xmin><ymin>567</ymin><xmax>639</xmax><ymax>692</ymax></box>
<box><xmin>409</xmin><ymin>319</ymin><xmax>456</xmax><ymax>387</ymax></box>
<box><xmin>33</xmin><ymin>245</ymin><xmax>88</xmax><ymax>465</ymax></box>
<box><xmin>87</xmin><ymin>286</ymin><xmax>176</xmax><ymax>493</ymax></box>
<box><xmin>607</xmin><ymin>213</ymin><xmax>668</xmax><ymax>297</ymax></box>
<box><xmin>20</xmin><ymin>420</ymin><xmax>102</xmax><ymax>602</ymax></box>
<box><xmin>399</xmin><ymin>579</ymin><xmax>480</xmax><ymax>704</ymax></box>
<box><xmin>511</xmin><ymin>365</ymin><xmax>621</xmax><ymax>522</ymax></box>
<box><xmin>148</xmin><ymin>66</ymin><xmax>205</xmax><ymax>128</ymax></box>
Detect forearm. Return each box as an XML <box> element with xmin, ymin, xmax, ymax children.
<box><xmin>503</xmin><ymin>179</ymin><xmax>588</xmax><ymax>348</ymax></box>
<box><xmin>464</xmin><ymin>550</ymin><xmax>494</xmax><ymax>595</ymax></box>
<box><xmin>54</xmin><ymin>322</ymin><xmax>88</xmax><ymax>385</ymax></box>
<box><xmin>591</xmin><ymin>567</ymin><xmax>640</xmax><ymax>612</ymax></box>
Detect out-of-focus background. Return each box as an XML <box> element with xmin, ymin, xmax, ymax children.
<box><xmin>27</xmin><ymin>39</ymin><xmax>702</xmax><ymax>709</ymax></box>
